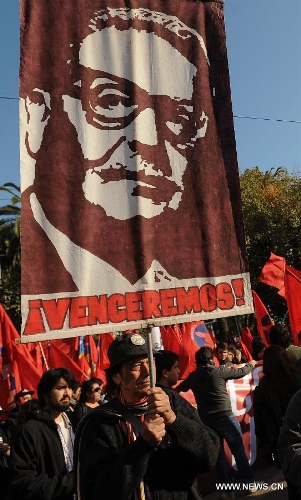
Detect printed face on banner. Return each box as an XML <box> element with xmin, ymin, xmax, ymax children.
<box><xmin>24</xmin><ymin>9</ymin><xmax>208</xmax><ymax>220</ymax></box>
<box><xmin>62</xmin><ymin>27</ymin><xmax>208</xmax><ymax>220</ymax></box>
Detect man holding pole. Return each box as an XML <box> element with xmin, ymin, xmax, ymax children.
<box><xmin>75</xmin><ymin>333</ymin><xmax>219</xmax><ymax>500</ymax></box>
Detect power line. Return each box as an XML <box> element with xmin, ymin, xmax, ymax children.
<box><xmin>0</xmin><ymin>96</ymin><xmax>19</xmax><ymax>101</ymax></box>
<box><xmin>0</xmin><ymin>95</ymin><xmax>300</xmax><ymax>124</ymax></box>
<box><xmin>234</xmin><ymin>115</ymin><xmax>301</xmax><ymax>124</ymax></box>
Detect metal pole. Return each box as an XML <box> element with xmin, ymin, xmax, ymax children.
<box><xmin>146</xmin><ymin>327</ymin><xmax>156</xmax><ymax>388</ymax></box>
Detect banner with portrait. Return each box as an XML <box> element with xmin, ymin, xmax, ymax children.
<box><xmin>20</xmin><ymin>0</ymin><xmax>253</xmax><ymax>342</ymax></box>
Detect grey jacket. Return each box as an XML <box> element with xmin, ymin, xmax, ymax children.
<box><xmin>177</xmin><ymin>363</ymin><xmax>255</xmax><ymax>418</ymax></box>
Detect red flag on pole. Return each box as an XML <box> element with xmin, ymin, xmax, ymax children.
<box><xmin>98</xmin><ymin>333</ymin><xmax>115</xmax><ymax>372</ymax></box>
<box><xmin>85</xmin><ymin>335</ymin><xmax>106</xmax><ymax>380</ymax></box>
<box><xmin>68</xmin><ymin>336</ymin><xmax>91</xmax><ymax>378</ymax></box>
<box><xmin>48</xmin><ymin>341</ymin><xmax>88</xmax><ymax>382</ymax></box>
<box><xmin>240</xmin><ymin>326</ymin><xmax>254</xmax><ymax>354</ymax></box>
<box><xmin>26</xmin><ymin>342</ymin><xmax>46</xmax><ymax>375</ymax></box>
<box><xmin>285</xmin><ymin>266</ymin><xmax>301</xmax><ymax>345</ymax></box>
<box><xmin>259</xmin><ymin>252</ymin><xmax>286</xmax><ymax>297</ymax></box>
<box><xmin>160</xmin><ymin>325</ymin><xmax>181</xmax><ymax>354</ymax></box>
<box><xmin>11</xmin><ymin>342</ymin><xmax>42</xmax><ymax>389</ymax></box>
<box><xmin>252</xmin><ymin>291</ymin><xmax>273</xmax><ymax>345</ymax></box>
<box><xmin>237</xmin><ymin>337</ymin><xmax>252</xmax><ymax>362</ymax></box>
<box><xmin>0</xmin><ymin>305</ymin><xmax>42</xmax><ymax>409</ymax></box>
<box><xmin>178</xmin><ymin>322</ymin><xmax>216</xmax><ymax>379</ymax></box>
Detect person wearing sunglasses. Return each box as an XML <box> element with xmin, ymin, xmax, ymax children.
<box><xmin>71</xmin><ymin>378</ymin><xmax>103</xmax><ymax>430</ymax></box>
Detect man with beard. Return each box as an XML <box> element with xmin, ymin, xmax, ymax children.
<box><xmin>21</xmin><ymin>2</ymin><xmax>246</xmax><ymax>298</ymax></box>
<box><xmin>10</xmin><ymin>368</ymin><xmax>76</xmax><ymax>500</ymax></box>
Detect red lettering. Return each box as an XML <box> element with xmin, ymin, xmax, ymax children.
<box><xmin>125</xmin><ymin>292</ymin><xmax>143</xmax><ymax>321</ymax></box>
<box><xmin>69</xmin><ymin>297</ymin><xmax>89</xmax><ymax>328</ymax></box>
<box><xmin>87</xmin><ymin>295</ymin><xmax>108</xmax><ymax>325</ymax></box>
<box><xmin>108</xmin><ymin>294</ymin><xmax>126</xmax><ymax>323</ymax></box>
<box><xmin>160</xmin><ymin>289</ymin><xmax>178</xmax><ymax>316</ymax></box>
<box><xmin>176</xmin><ymin>287</ymin><xmax>201</xmax><ymax>314</ymax></box>
<box><xmin>23</xmin><ymin>300</ymin><xmax>45</xmax><ymax>334</ymax></box>
<box><xmin>216</xmin><ymin>282</ymin><xmax>235</xmax><ymax>310</ymax></box>
<box><xmin>43</xmin><ymin>298</ymin><xmax>70</xmax><ymax>330</ymax></box>
<box><xmin>199</xmin><ymin>284</ymin><xmax>217</xmax><ymax>312</ymax></box>
<box><xmin>231</xmin><ymin>278</ymin><xmax>245</xmax><ymax>306</ymax></box>
<box><xmin>141</xmin><ymin>290</ymin><xmax>162</xmax><ymax>319</ymax></box>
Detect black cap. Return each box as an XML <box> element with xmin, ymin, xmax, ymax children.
<box><xmin>106</xmin><ymin>333</ymin><xmax>160</xmax><ymax>370</ymax></box>
<box><xmin>15</xmin><ymin>389</ymin><xmax>35</xmax><ymax>400</ymax></box>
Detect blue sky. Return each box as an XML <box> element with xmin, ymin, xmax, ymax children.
<box><xmin>0</xmin><ymin>0</ymin><xmax>300</xmax><ymax>205</ymax></box>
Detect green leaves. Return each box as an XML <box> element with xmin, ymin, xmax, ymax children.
<box><xmin>0</xmin><ymin>183</ymin><xmax>21</xmax><ymax>331</ymax></box>
<box><xmin>0</xmin><ymin>182</ymin><xmax>21</xmax><ymax>267</ymax></box>
<box><xmin>240</xmin><ymin>167</ymin><xmax>301</xmax><ymax>320</ymax></box>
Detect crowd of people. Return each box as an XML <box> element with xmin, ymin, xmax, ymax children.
<box><xmin>1</xmin><ymin>325</ymin><xmax>301</xmax><ymax>500</ymax></box>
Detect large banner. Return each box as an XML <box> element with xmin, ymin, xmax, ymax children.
<box><xmin>20</xmin><ymin>0</ymin><xmax>253</xmax><ymax>341</ymax></box>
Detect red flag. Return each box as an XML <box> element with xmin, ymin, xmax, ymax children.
<box><xmin>86</xmin><ymin>335</ymin><xmax>105</xmax><ymax>380</ymax></box>
<box><xmin>240</xmin><ymin>326</ymin><xmax>254</xmax><ymax>354</ymax></box>
<box><xmin>259</xmin><ymin>252</ymin><xmax>286</xmax><ymax>297</ymax></box>
<box><xmin>237</xmin><ymin>337</ymin><xmax>252</xmax><ymax>362</ymax></box>
<box><xmin>0</xmin><ymin>304</ymin><xmax>20</xmax><ymax>371</ymax></box>
<box><xmin>27</xmin><ymin>342</ymin><xmax>46</xmax><ymax>375</ymax></box>
<box><xmin>68</xmin><ymin>336</ymin><xmax>91</xmax><ymax>378</ymax></box>
<box><xmin>48</xmin><ymin>341</ymin><xmax>88</xmax><ymax>382</ymax></box>
<box><xmin>252</xmin><ymin>291</ymin><xmax>274</xmax><ymax>345</ymax></box>
<box><xmin>10</xmin><ymin>342</ymin><xmax>42</xmax><ymax>397</ymax></box>
<box><xmin>98</xmin><ymin>333</ymin><xmax>115</xmax><ymax>372</ymax></box>
<box><xmin>285</xmin><ymin>266</ymin><xmax>301</xmax><ymax>344</ymax></box>
<box><xmin>178</xmin><ymin>322</ymin><xmax>215</xmax><ymax>379</ymax></box>
<box><xmin>160</xmin><ymin>325</ymin><xmax>181</xmax><ymax>354</ymax></box>
<box><xmin>0</xmin><ymin>305</ymin><xmax>42</xmax><ymax>409</ymax></box>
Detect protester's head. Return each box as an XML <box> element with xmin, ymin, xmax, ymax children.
<box><xmin>37</xmin><ymin>367</ymin><xmax>75</xmax><ymax>412</ymax></box>
<box><xmin>195</xmin><ymin>346</ymin><xmax>214</xmax><ymax>366</ymax></box>
<box><xmin>17</xmin><ymin>398</ymin><xmax>40</xmax><ymax>426</ymax></box>
<box><xmin>79</xmin><ymin>377</ymin><xmax>103</xmax><ymax>404</ymax></box>
<box><xmin>269</xmin><ymin>323</ymin><xmax>293</xmax><ymax>349</ymax></box>
<box><xmin>227</xmin><ymin>346</ymin><xmax>236</xmax><ymax>363</ymax></box>
<box><xmin>155</xmin><ymin>350</ymin><xmax>180</xmax><ymax>388</ymax></box>
<box><xmin>261</xmin><ymin>344</ymin><xmax>299</xmax><ymax>413</ymax></box>
<box><xmin>71</xmin><ymin>381</ymin><xmax>81</xmax><ymax>402</ymax></box>
<box><xmin>15</xmin><ymin>389</ymin><xmax>35</xmax><ymax>406</ymax></box>
<box><xmin>216</xmin><ymin>342</ymin><xmax>228</xmax><ymax>364</ymax></box>
<box><xmin>105</xmin><ymin>333</ymin><xmax>160</xmax><ymax>403</ymax></box>
<box><xmin>234</xmin><ymin>347</ymin><xmax>243</xmax><ymax>364</ymax></box>
<box><xmin>262</xmin><ymin>345</ymin><xmax>292</xmax><ymax>377</ymax></box>
<box><xmin>251</xmin><ymin>337</ymin><xmax>266</xmax><ymax>361</ymax></box>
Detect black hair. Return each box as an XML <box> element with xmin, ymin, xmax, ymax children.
<box><xmin>71</xmin><ymin>380</ymin><xmax>81</xmax><ymax>392</ymax></box>
<box><xmin>251</xmin><ymin>337</ymin><xmax>266</xmax><ymax>360</ymax></box>
<box><xmin>216</xmin><ymin>342</ymin><xmax>228</xmax><ymax>351</ymax></box>
<box><xmin>269</xmin><ymin>324</ymin><xmax>293</xmax><ymax>349</ymax></box>
<box><xmin>37</xmin><ymin>368</ymin><xmax>75</xmax><ymax>407</ymax></box>
<box><xmin>195</xmin><ymin>347</ymin><xmax>214</xmax><ymax>366</ymax></box>
<box><xmin>17</xmin><ymin>398</ymin><xmax>40</xmax><ymax>426</ymax></box>
<box><xmin>155</xmin><ymin>350</ymin><xmax>179</xmax><ymax>381</ymax></box>
<box><xmin>261</xmin><ymin>345</ymin><xmax>300</xmax><ymax>414</ymax></box>
<box><xmin>79</xmin><ymin>377</ymin><xmax>103</xmax><ymax>403</ymax></box>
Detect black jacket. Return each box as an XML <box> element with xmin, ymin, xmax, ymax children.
<box><xmin>278</xmin><ymin>389</ymin><xmax>301</xmax><ymax>492</ymax></box>
<box><xmin>10</xmin><ymin>408</ymin><xmax>75</xmax><ymax>500</ymax></box>
<box><xmin>75</xmin><ymin>388</ymin><xmax>219</xmax><ymax>500</ymax></box>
